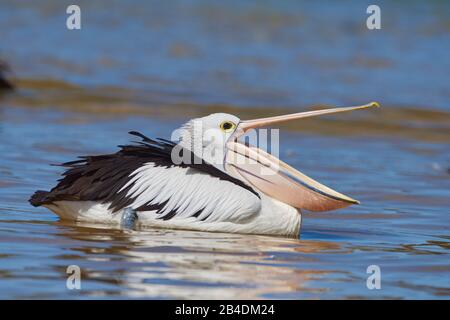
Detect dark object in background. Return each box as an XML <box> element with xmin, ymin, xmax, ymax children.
<box><xmin>0</xmin><ymin>60</ymin><xmax>14</xmax><ymax>90</ymax></box>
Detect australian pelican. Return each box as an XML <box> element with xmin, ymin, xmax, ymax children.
<box><xmin>30</xmin><ymin>102</ymin><xmax>379</xmax><ymax>237</ymax></box>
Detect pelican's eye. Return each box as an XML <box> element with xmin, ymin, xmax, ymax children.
<box><xmin>219</xmin><ymin>121</ymin><xmax>236</xmax><ymax>133</ymax></box>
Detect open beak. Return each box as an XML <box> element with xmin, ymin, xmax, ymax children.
<box><xmin>225</xmin><ymin>102</ymin><xmax>380</xmax><ymax>212</ymax></box>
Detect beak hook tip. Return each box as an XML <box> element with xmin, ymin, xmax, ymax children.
<box><xmin>369</xmin><ymin>101</ymin><xmax>381</xmax><ymax>108</ymax></box>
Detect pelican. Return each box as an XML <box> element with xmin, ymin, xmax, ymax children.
<box><xmin>29</xmin><ymin>102</ymin><xmax>379</xmax><ymax>237</ymax></box>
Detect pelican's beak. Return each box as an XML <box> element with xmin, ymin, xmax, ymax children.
<box><xmin>225</xmin><ymin>102</ymin><xmax>379</xmax><ymax>212</ymax></box>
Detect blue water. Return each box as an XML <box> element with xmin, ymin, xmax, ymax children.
<box><xmin>0</xmin><ymin>1</ymin><xmax>449</xmax><ymax>299</ymax></box>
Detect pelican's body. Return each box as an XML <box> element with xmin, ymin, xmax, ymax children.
<box><xmin>44</xmin><ymin>194</ymin><xmax>300</xmax><ymax>237</ymax></box>
<box><xmin>30</xmin><ymin>102</ymin><xmax>378</xmax><ymax>237</ymax></box>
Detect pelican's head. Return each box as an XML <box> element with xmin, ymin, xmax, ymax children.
<box><xmin>176</xmin><ymin>102</ymin><xmax>379</xmax><ymax>212</ymax></box>
<box><xmin>177</xmin><ymin>112</ymin><xmax>241</xmax><ymax>160</ymax></box>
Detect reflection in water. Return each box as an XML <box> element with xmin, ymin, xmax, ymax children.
<box><xmin>51</xmin><ymin>221</ymin><xmax>338</xmax><ymax>299</ymax></box>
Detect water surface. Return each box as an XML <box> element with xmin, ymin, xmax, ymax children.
<box><xmin>0</xmin><ymin>1</ymin><xmax>449</xmax><ymax>299</ymax></box>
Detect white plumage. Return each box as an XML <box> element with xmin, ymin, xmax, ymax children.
<box><xmin>45</xmin><ymin>164</ymin><xmax>300</xmax><ymax>237</ymax></box>
<box><xmin>124</xmin><ymin>163</ymin><xmax>261</xmax><ymax>223</ymax></box>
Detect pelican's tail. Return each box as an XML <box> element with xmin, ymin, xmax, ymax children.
<box><xmin>29</xmin><ymin>190</ymin><xmax>50</xmax><ymax>207</ymax></box>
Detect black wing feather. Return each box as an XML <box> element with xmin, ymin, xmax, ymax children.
<box><xmin>29</xmin><ymin>131</ymin><xmax>259</xmax><ymax>215</ymax></box>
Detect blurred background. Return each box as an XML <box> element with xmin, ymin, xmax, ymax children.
<box><xmin>0</xmin><ymin>0</ymin><xmax>449</xmax><ymax>299</ymax></box>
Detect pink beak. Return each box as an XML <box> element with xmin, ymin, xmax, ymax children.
<box><xmin>225</xmin><ymin>102</ymin><xmax>380</xmax><ymax>212</ymax></box>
